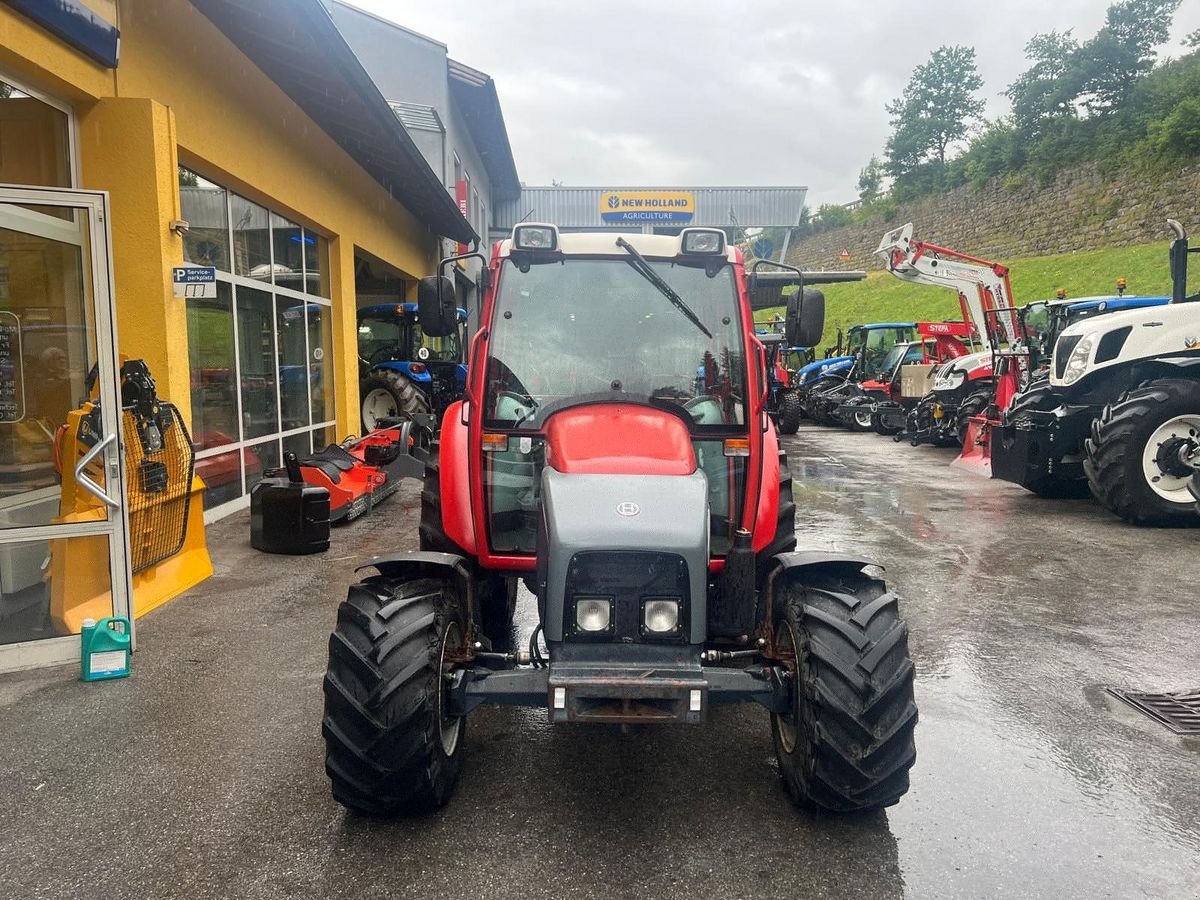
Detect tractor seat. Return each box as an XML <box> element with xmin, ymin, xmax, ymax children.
<box><xmin>302</xmin><ymin>444</ymin><xmax>359</xmax><ymax>484</ymax></box>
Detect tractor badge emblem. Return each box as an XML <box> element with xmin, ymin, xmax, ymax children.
<box><xmin>1185</xmin><ymin>336</ymin><xmax>1200</xmax><ymax>350</ymax></box>
<box><xmin>616</xmin><ymin>501</ymin><xmax>640</xmax><ymax>517</ymax></box>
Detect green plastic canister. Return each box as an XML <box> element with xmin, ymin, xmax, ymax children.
<box><xmin>80</xmin><ymin>617</ymin><xmax>131</xmax><ymax>682</ymax></box>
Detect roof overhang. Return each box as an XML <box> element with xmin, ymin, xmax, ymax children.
<box><xmin>190</xmin><ymin>0</ymin><xmax>476</xmax><ymax>244</ymax></box>
<box><xmin>448</xmin><ymin>58</ymin><xmax>521</xmax><ymax>202</ymax></box>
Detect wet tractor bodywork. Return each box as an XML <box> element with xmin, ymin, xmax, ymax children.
<box><xmin>321</xmin><ymin>227</ymin><xmax>918</xmax><ymax>816</ymax></box>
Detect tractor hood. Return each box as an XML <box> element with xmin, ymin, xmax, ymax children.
<box><xmin>796</xmin><ymin>355</ymin><xmax>853</xmax><ymax>383</ymax></box>
<box><xmin>931</xmin><ymin>349</ymin><xmax>993</xmax><ymax>392</ymax></box>
<box><xmin>1050</xmin><ymin>302</ymin><xmax>1200</xmax><ymax>389</ymax></box>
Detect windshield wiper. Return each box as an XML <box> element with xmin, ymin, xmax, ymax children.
<box><xmin>616</xmin><ymin>237</ymin><xmax>713</xmax><ymax>339</ymax></box>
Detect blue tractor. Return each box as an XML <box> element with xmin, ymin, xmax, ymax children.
<box><xmin>796</xmin><ymin>322</ymin><xmax>918</xmax><ymax>422</ymax></box>
<box><xmin>357</xmin><ymin>302</ymin><xmax>468</xmax><ymax>432</ymax></box>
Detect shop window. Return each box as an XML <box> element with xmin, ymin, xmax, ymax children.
<box><xmin>179</xmin><ymin>167</ymin><xmax>337</xmax><ymax>517</ymax></box>
<box><xmin>236</xmin><ymin>286</ymin><xmax>278</xmax><ymax>440</ymax></box>
<box><xmin>309</xmin><ymin>304</ymin><xmax>336</xmax><ymax>426</ymax></box>
<box><xmin>186</xmin><ymin>283</ymin><xmax>237</xmax><ymax>449</ymax></box>
<box><xmin>244</xmin><ymin>439</ymin><xmax>279</xmax><ymax>495</ymax></box>
<box><xmin>179</xmin><ymin>168</ymin><xmax>230</xmax><ymax>272</ymax></box>
<box><xmin>276</xmin><ymin>299</ymin><xmax>309</xmax><ymax>432</ymax></box>
<box><xmin>282</xmin><ymin>431</ymin><xmax>311</xmax><ymax>462</ymax></box>
<box><xmin>231</xmin><ymin>194</ymin><xmax>271</xmax><ymax>280</ymax></box>
<box><xmin>303</xmin><ymin>228</ymin><xmax>330</xmax><ymax>297</ymax></box>
<box><xmin>0</xmin><ymin>79</ymin><xmax>71</xmax><ymax>188</ymax></box>
<box><xmin>271</xmin><ymin>213</ymin><xmax>304</xmax><ymax>293</ymax></box>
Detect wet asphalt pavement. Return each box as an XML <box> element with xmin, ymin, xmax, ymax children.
<box><xmin>1</xmin><ymin>423</ymin><xmax>1198</xmax><ymax>899</ymax></box>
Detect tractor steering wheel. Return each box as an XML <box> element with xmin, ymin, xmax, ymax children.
<box><xmin>367</xmin><ymin>346</ymin><xmax>399</xmax><ymax>366</ymax></box>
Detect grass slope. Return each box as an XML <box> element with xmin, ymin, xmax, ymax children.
<box><xmin>757</xmin><ymin>241</ymin><xmax>1173</xmax><ymax>348</ymax></box>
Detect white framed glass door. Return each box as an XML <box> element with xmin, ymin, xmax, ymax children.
<box><xmin>0</xmin><ymin>185</ymin><xmax>131</xmax><ymax>672</ymax></box>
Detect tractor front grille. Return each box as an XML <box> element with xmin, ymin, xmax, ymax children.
<box><xmin>123</xmin><ymin>403</ymin><xmax>194</xmax><ymax>574</ymax></box>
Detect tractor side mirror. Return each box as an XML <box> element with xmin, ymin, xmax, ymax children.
<box><xmin>1170</xmin><ymin>235</ymin><xmax>1189</xmax><ymax>303</ymax></box>
<box><xmin>786</xmin><ymin>287</ymin><xmax>825</xmax><ymax>348</ymax></box>
<box><xmin>418</xmin><ymin>274</ymin><xmax>458</xmax><ymax>337</ymax></box>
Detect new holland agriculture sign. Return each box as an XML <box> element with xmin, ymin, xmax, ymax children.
<box><xmin>600</xmin><ymin>191</ymin><xmax>695</xmax><ymax>223</ymax></box>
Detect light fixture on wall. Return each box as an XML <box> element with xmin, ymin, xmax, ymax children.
<box><xmin>168</xmin><ymin>219</ymin><xmax>190</xmax><ymax>237</ymax></box>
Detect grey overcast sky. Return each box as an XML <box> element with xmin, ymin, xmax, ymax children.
<box><xmin>349</xmin><ymin>1</ymin><xmax>1200</xmax><ymax>208</ymax></box>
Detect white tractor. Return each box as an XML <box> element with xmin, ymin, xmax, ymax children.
<box><xmin>1053</xmin><ymin>220</ymin><xmax>1200</xmax><ymax>524</ymax></box>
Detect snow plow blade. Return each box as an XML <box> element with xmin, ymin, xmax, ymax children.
<box><xmin>950</xmin><ymin>415</ymin><xmax>995</xmax><ymax>477</ymax></box>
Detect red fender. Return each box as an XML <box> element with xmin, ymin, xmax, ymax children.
<box><xmin>752</xmin><ymin>423</ymin><xmax>781</xmax><ymax>553</ymax></box>
<box><xmin>439</xmin><ymin>401</ymin><xmax>476</xmax><ymax>554</ymax></box>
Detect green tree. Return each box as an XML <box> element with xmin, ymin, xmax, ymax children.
<box><xmin>814</xmin><ymin>203</ymin><xmax>853</xmax><ymax>230</ymax></box>
<box><xmin>1070</xmin><ymin>0</ymin><xmax>1182</xmax><ymax>114</ymax></box>
<box><xmin>1005</xmin><ymin>30</ymin><xmax>1080</xmax><ymax>136</ymax></box>
<box><xmin>857</xmin><ymin>156</ymin><xmax>885</xmax><ymax>202</ymax></box>
<box><xmin>1185</xmin><ymin>27</ymin><xmax>1200</xmax><ymax>48</ymax></box>
<box><xmin>885</xmin><ymin>46</ymin><xmax>985</xmax><ymax>184</ymax></box>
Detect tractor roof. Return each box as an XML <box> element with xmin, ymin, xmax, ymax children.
<box><xmin>849</xmin><ymin>322</ymin><xmax>917</xmax><ymax>331</ymax></box>
<box><xmin>358</xmin><ymin>302</ymin><xmax>468</xmax><ymax>320</ymax></box>
<box><xmin>497</xmin><ymin>231</ymin><xmax>739</xmax><ymax>262</ymax></box>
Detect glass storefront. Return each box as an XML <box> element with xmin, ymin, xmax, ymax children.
<box><xmin>180</xmin><ymin>166</ymin><xmax>336</xmax><ymax>514</ymax></box>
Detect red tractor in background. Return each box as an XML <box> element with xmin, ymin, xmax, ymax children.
<box><xmin>833</xmin><ymin>320</ymin><xmax>976</xmax><ymax>434</ymax></box>
<box><xmin>321</xmin><ymin>225</ymin><xmax>918</xmax><ymax>817</ymax></box>
<box><xmin>876</xmin><ymin>225</ymin><xmax>1024</xmax><ymax>466</ymax></box>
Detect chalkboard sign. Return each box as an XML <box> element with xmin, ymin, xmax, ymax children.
<box><xmin>0</xmin><ymin>312</ymin><xmax>25</xmax><ymax>423</ymax></box>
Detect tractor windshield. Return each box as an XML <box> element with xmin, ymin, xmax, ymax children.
<box><xmin>413</xmin><ymin>321</ymin><xmax>461</xmax><ymax>363</ymax></box>
<box><xmin>485</xmin><ymin>257</ymin><xmax>746</xmax><ymax>431</ymax></box>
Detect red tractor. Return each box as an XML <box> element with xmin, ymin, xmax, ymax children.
<box><xmin>321</xmin><ymin>225</ymin><xmax>918</xmax><ymax>816</ymax></box>
<box><xmin>833</xmin><ymin>321</ymin><xmax>976</xmax><ymax>434</ymax></box>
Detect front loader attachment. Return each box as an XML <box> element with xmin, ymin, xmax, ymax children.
<box><xmin>950</xmin><ymin>414</ymin><xmax>995</xmax><ymax>477</ymax></box>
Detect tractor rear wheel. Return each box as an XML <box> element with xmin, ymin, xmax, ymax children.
<box><xmin>1004</xmin><ymin>379</ymin><xmax>1088</xmax><ymax>498</ymax></box>
<box><xmin>955</xmin><ymin>385</ymin><xmax>992</xmax><ymax>446</ymax></box>
<box><xmin>420</xmin><ymin>443</ymin><xmax>518</xmax><ymax>642</ymax></box>
<box><xmin>322</xmin><ymin>574</ymin><xmax>465</xmax><ymax>815</ymax></box>
<box><xmin>778</xmin><ymin>391</ymin><xmax>802</xmax><ymax>435</ymax></box>
<box><xmin>848</xmin><ymin>404</ymin><xmax>875</xmax><ymax>433</ymax></box>
<box><xmin>771</xmin><ymin>565</ymin><xmax>917</xmax><ymax>813</ymax></box>
<box><xmin>361</xmin><ymin>369</ymin><xmax>430</xmax><ymax>433</ymax></box>
<box><xmin>1084</xmin><ymin>377</ymin><xmax>1200</xmax><ymax>526</ymax></box>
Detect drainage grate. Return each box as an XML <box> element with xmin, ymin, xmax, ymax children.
<box><xmin>1107</xmin><ymin>688</ymin><xmax>1200</xmax><ymax>735</ymax></box>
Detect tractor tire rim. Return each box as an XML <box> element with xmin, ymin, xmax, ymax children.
<box><xmin>1142</xmin><ymin>414</ymin><xmax>1200</xmax><ymax>502</ymax></box>
<box><xmin>773</xmin><ymin>619</ymin><xmax>799</xmax><ymax>754</ymax></box>
<box><xmin>362</xmin><ymin>388</ymin><xmax>398</xmax><ymax>430</ymax></box>
<box><xmin>855</xmin><ymin>409</ymin><xmax>873</xmax><ymax>428</ymax></box>
<box><xmin>437</xmin><ymin>621</ymin><xmax>463</xmax><ymax>756</ymax></box>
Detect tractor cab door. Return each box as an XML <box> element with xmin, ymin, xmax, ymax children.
<box><xmin>0</xmin><ymin>187</ymin><xmax>133</xmax><ymax>673</ymax></box>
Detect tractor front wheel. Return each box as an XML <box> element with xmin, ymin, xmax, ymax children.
<box><xmin>361</xmin><ymin>369</ymin><xmax>430</xmax><ymax>433</ymax></box>
<box><xmin>1084</xmin><ymin>377</ymin><xmax>1200</xmax><ymax>526</ymax></box>
<box><xmin>871</xmin><ymin>408</ymin><xmax>903</xmax><ymax>436</ymax></box>
<box><xmin>778</xmin><ymin>390</ymin><xmax>802</xmax><ymax>435</ymax></box>
<box><xmin>322</xmin><ymin>574</ymin><xmax>465</xmax><ymax>815</ymax></box>
<box><xmin>771</xmin><ymin>565</ymin><xmax>917</xmax><ymax>813</ymax></box>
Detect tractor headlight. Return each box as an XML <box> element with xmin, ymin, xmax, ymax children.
<box><xmin>574</xmin><ymin>596</ymin><xmax>613</xmax><ymax>633</ymax></box>
<box><xmin>1060</xmin><ymin>335</ymin><xmax>1095</xmax><ymax>386</ymax></box>
<box><xmin>642</xmin><ymin>597</ymin><xmax>681</xmax><ymax>635</ymax></box>
<box><xmin>513</xmin><ymin>223</ymin><xmax>559</xmax><ymax>251</ymax></box>
<box><xmin>680</xmin><ymin>228</ymin><xmax>725</xmax><ymax>255</ymax></box>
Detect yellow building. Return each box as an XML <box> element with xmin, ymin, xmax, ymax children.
<box><xmin>0</xmin><ymin>0</ymin><xmax>477</xmax><ymax>667</ymax></box>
